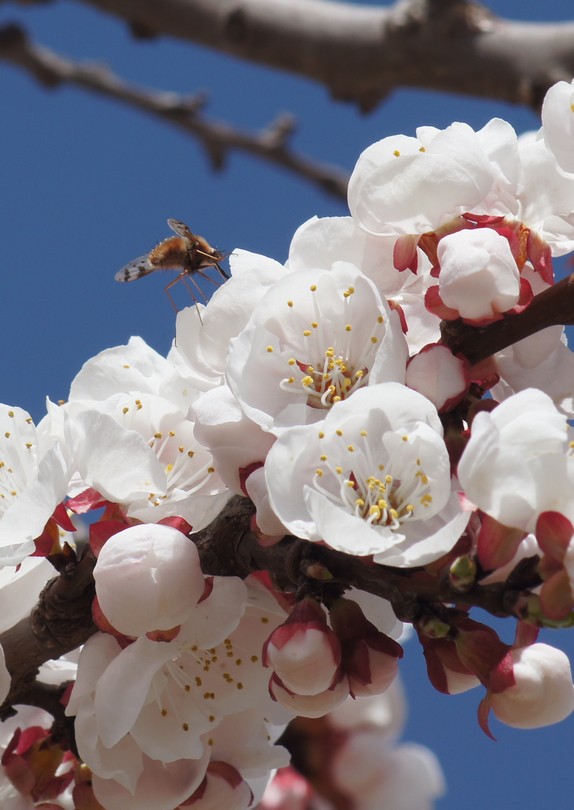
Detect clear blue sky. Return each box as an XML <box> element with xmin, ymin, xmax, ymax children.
<box><xmin>2</xmin><ymin>1</ymin><xmax>574</xmax><ymax>807</ymax></box>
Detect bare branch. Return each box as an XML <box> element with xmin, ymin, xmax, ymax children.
<box><xmin>10</xmin><ymin>0</ymin><xmax>574</xmax><ymax>112</ymax></box>
<box><xmin>0</xmin><ymin>23</ymin><xmax>349</xmax><ymax>200</ymax></box>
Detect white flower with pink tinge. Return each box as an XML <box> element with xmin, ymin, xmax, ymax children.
<box><xmin>458</xmin><ymin>388</ymin><xmax>574</xmax><ymax>533</ymax></box>
<box><xmin>68</xmin><ymin>547</ymin><xmax>291</xmax><ymax>810</ymax></box>
<box><xmin>265</xmin><ymin>383</ymin><xmax>469</xmax><ymax>567</ymax></box>
<box><xmin>226</xmin><ymin>263</ymin><xmax>408</xmax><ymax>436</ymax></box>
<box><xmin>489</xmin><ymin>642</ymin><xmax>574</xmax><ymax>729</ymax></box>
<box><xmin>542</xmin><ymin>79</ymin><xmax>574</xmax><ymax>175</ymax></box>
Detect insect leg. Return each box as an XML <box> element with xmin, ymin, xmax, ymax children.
<box><xmin>164</xmin><ymin>273</ymin><xmax>186</xmax><ymax>313</ymax></box>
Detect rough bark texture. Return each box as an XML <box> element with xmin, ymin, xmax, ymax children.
<box><xmin>40</xmin><ymin>0</ymin><xmax>574</xmax><ymax>111</ymax></box>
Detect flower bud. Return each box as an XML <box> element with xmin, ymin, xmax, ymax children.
<box><xmin>436</xmin><ymin>228</ymin><xmax>520</xmax><ymax>321</ymax></box>
<box><xmin>263</xmin><ymin>598</ymin><xmax>341</xmax><ymax>696</ymax></box>
<box><xmin>490</xmin><ymin>642</ymin><xmax>574</xmax><ymax>728</ymax></box>
<box><xmin>269</xmin><ymin>672</ymin><xmax>350</xmax><ymax>718</ymax></box>
<box><xmin>329</xmin><ymin>598</ymin><xmax>403</xmax><ymax>697</ymax></box>
<box><xmin>93</xmin><ymin>523</ymin><xmax>205</xmax><ymax>636</ymax></box>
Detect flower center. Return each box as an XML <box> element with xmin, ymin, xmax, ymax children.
<box><xmin>117</xmin><ymin>398</ymin><xmax>216</xmax><ymax>507</ymax></box>
<box><xmin>313</xmin><ymin>427</ymin><xmax>433</xmax><ymax>529</ymax></box>
<box><xmin>278</xmin><ymin>284</ymin><xmax>386</xmax><ymax>410</ymax></box>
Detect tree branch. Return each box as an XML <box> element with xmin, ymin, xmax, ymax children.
<box><xmin>0</xmin><ymin>550</ymin><xmax>96</xmax><ymax>708</ymax></box>
<box><xmin>11</xmin><ymin>0</ymin><xmax>574</xmax><ymax>112</ymax></box>
<box><xmin>0</xmin><ymin>23</ymin><xmax>349</xmax><ymax>200</ymax></box>
<box><xmin>0</xmin><ymin>491</ymin><xmax>543</xmax><ymax>715</ymax></box>
<box><xmin>2</xmin><ymin>266</ymin><xmax>573</xmax><ymax>713</ymax></box>
<box><xmin>440</xmin><ymin>271</ymin><xmax>574</xmax><ymax>365</ymax></box>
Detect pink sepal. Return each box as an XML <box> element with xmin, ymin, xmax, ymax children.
<box><xmin>476</xmin><ymin>514</ymin><xmax>527</xmax><ymax>571</ymax></box>
<box><xmin>536</xmin><ymin>511</ymin><xmax>574</xmax><ymax>563</ymax></box>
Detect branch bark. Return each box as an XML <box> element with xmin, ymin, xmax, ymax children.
<box><xmin>0</xmin><ymin>491</ymin><xmax>540</xmax><ymax>716</ymax></box>
<box><xmin>22</xmin><ymin>0</ymin><xmax>574</xmax><ymax>112</ymax></box>
<box><xmin>0</xmin><ymin>23</ymin><xmax>349</xmax><ymax>200</ymax></box>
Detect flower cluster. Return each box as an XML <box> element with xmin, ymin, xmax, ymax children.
<box><xmin>1</xmin><ymin>80</ymin><xmax>574</xmax><ymax>808</ymax></box>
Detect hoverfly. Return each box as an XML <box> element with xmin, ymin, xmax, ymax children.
<box><xmin>115</xmin><ymin>218</ymin><xmax>229</xmax><ymax>312</ymax></box>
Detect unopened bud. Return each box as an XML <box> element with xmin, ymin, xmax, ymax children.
<box><xmin>449</xmin><ymin>555</ymin><xmax>477</xmax><ymax>592</ymax></box>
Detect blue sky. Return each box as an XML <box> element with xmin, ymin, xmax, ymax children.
<box><xmin>2</xmin><ymin>1</ymin><xmax>574</xmax><ymax>807</ymax></box>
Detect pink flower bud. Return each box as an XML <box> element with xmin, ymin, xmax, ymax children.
<box><xmin>269</xmin><ymin>672</ymin><xmax>350</xmax><ymax>718</ymax></box>
<box><xmin>181</xmin><ymin>762</ymin><xmax>253</xmax><ymax>809</ymax></box>
<box><xmin>489</xmin><ymin>643</ymin><xmax>574</xmax><ymax>729</ymax></box>
<box><xmin>436</xmin><ymin>228</ymin><xmax>521</xmax><ymax>321</ymax></box>
<box><xmin>93</xmin><ymin>523</ymin><xmax>205</xmax><ymax>637</ymax></box>
<box><xmin>263</xmin><ymin>598</ymin><xmax>341</xmax><ymax>696</ymax></box>
<box><xmin>329</xmin><ymin>598</ymin><xmax>403</xmax><ymax>698</ymax></box>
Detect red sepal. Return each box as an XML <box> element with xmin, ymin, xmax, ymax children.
<box><xmin>89</xmin><ymin>520</ymin><xmax>131</xmax><ymax>557</ymax></box>
<box><xmin>536</xmin><ymin>511</ymin><xmax>574</xmax><ymax>564</ymax></box>
<box><xmin>476</xmin><ymin>513</ymin><xmax>527</xmax><ymax>571</ymax></box>
<box><xmin>393</xmin><ymin>234</ymin><xmax>419</xmax><ymax>272</ymax></box>
<box><xmin>51</xmin><ymin>503</ymin><xmax>76</xmax><ymax>533</ymax></box>
<box><xmin>67</xmin><ymin>488</ymin><xmax>108</xmax><ymax>514</ymax></box>
<box><xmin>159</xmin><ymin>516</ymin><xmax>193</xmax><ymax>535</ymax></box>
<box><xmin>239</xmin><ymin>462</ymin><xmax>263</xmax><ymax>496</ymax></box>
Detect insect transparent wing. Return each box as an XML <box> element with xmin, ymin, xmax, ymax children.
<box><xmin>115</xmin><ymin>255</ymin><xmax>155</xmax><ymax>283</ymax></box>
<box><xmin>167</xmin><ymin>218</ymin><xmax>194</xmax><ymax>240</ymax></box>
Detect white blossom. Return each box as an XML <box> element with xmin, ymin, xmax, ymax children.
<box><xmin>265</xmin><ymin>383</ymin><xmax>469</xmax><ymax>566</ymax></box>
<box><xmin>348</xmin><ymin>120</ymin><xmax>512</xmax><ymax>236</ymax></box>
<box><xmin>458</xmin><ymin>388</ymin><xmax>574</xmax><ymax>533</ymax></box>
<box><xmin>542</xmin><ymin>79</ymin><xmax>574</xmax><ymax>175</ymax></box>
<box><xmin>0</xmin><ymin>405</ymin><xmax>70</xmax><ymax>565</ymax></box>
<box><xmin>226</xmin><ymin>263</ymin><xmax>408</xmax><ymax>435</ymax></box>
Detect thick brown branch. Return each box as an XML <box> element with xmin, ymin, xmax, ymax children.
<box><xmin>0</xmin><ymin>492</ymin><xmax>545</xmax><ymax>716</ymax></box>
<box><xmin>0</xmin><ymin>550</ymin><xmax>96</xmax><ymax>707</ymax></box>
<box><xmin>15</xmin><ymin>0</ymin><xmax>574</xmax><ymax>112</ymax></box>
<box><xmin>192</xmin><ymin>496</ymin><xmax>535</xmax><ymax>622</ymax></box>
<box><xmin>0</xmin><ymin>24</ymin><xmax>348</xmax><ymax>200</ymax></box>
